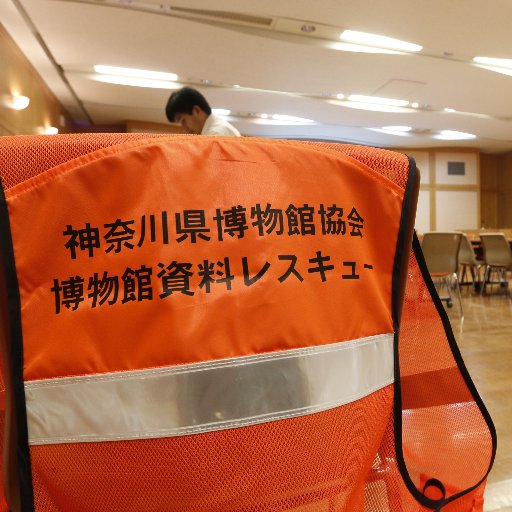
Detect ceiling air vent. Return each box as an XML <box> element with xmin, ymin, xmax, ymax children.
<box><xmin>54</xmin><ymin>1</ymin><xmax>274</xmax><ymax>28</ymax></box>
<box><xmin>168</xmin><ymin>7</ymin><xmax>273</xmax><ymax>27</ymax></box>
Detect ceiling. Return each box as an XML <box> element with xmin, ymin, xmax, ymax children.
<box><xmin>3</xmin><ymin>0</ymin><xmax>512</xmax><ymax>153</ymax></box>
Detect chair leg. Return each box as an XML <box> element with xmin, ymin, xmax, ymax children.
<box><xmin>482</xmin><ymin>266</ymin><xmax>512</xmax><ymax>296</ymax></box>
<box><xmin>481</xmin><ymin>266</ymin><xmax>490</xmax><ymax>296</ymax></box>
<box><xmin>474</xmin><ymin>264</ymin><xmax>482</xmax><ymax>293</ymax></box>
<box><xmin>441</xmin><ymin>275</ymin><xmax>453</xmax><ymax>307</ymax></box>
<box><xmin>452</xmin><ymin>272</ymin><xmax>464</xmax><ymax>318</ymax></box>
<box><xmin>460</xmin><ymin>265</ymin><xmax>467</xmax><ymax>284</ymax></box>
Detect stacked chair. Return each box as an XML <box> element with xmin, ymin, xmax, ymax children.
<box><xmin>420</xmin><ymin>232</ymin><xmax>464</xmax><ymax>317</ymax></box>
<box><xmin>480</xmin><ymin>233</ymin><xmax>512</xmax><ymax>297</ymax></box>
<box><xmin>0</xmin><ymin>134</ymin><xmax>496</xmax><ymax>511</ymax></box>
<box><xmin>458</xmin><ymin>234</ymin><xmax>483</xmax><ymax>293</ymax></box>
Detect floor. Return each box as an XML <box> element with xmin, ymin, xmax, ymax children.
<box><xmin>442</xmin><ymin>283</ymin><xmax>512</xmax><ymax>511</ymax></box>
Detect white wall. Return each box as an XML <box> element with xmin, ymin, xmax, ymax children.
<box><xmin>403</xmin><ymin>149</ymin><xmax>480</xmax><ymax>232</ymax></box>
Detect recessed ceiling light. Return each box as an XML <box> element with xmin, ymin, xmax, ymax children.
<box><xmin>0</xmin><ymin>94</ymin><xmax>30</xmax><ymax>110</ymax></box>
<box><xmin>411</xmin><ymin>102</ymin><xmax>420</xmax><ymax>108</ymax></box>
<box><xmin>433</xmin><ymin>130</ymin><xmax>476</xmax><ymax>140</ymax></box>
<box><xmin>91</xmin><ymin>75</ymin><xmax>181</xmax><ymax>89</ymax></box>
<box><xmin>94</xmin><ymin>65</ymin><xmax>177</xmax><ymax>81</ymax></box>
<box><xmin>444</xmin><ymin>108</ymin><xmax>456</xmax><ymax>113</ymax></box>
<box><xmin>336</xmin><ymin>93</ymin><xmax>345</xmax><ymax>100</ymax></box>
<box><xmin>339</xmin><ymin>30</ymin><xmax>422</xmax><ymax>52</ymax></box>
<box><xmin>348</xmin><ymin>95</ymin><xmax>409</xmax><ymax>107</ymax></box>
<box><xmin>212</xmin><ymin>109</ymin><xmax>231</xmax><ymax>116</ymax></box>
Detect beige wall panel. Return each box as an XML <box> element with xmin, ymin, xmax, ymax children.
<box><xmin>435</xmin><ymin>152</ymin><xmax>478</xmax><ymax>186</ymax></box>
<box><xmin>415</xmin><ymin>189</ymin><xmax>431</xmax><ymax>234</ymax></box>
<box><xmin>405</xmin><ymin>150</ymin><xmax>430</xmax><ymax>184</ymax></box>
<box><xmin>436</xmin><ymin>191</ymin><xmax>478</xmax><ymax>231</ymax></box>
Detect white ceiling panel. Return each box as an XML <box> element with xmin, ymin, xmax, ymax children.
<box><xmin>2</xmin><ymin>0</ymin><xmax>512</xmax><ymax>152</ymax></box>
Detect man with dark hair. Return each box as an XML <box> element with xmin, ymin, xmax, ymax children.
<box><xmin>166</xmin><ymin>87</ymin><xmax>240</xmax><ymax>136</ymax></box>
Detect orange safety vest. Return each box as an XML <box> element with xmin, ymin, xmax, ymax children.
<box><xmin>0</xmin><ymin>134</ymin><xmax>495</xmax><ymax>512</ymax></box>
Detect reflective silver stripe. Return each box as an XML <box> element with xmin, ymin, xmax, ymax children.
<box><xmin>25</xmin><ymin>333</ymin><xmax>394</xmax><ymax>445</ymax></box>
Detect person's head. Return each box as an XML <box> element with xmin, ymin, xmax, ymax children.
<box><xmin>165</xmin><ymin>87</ymin><xmax>212</xmax><ymax>134</ymax></box>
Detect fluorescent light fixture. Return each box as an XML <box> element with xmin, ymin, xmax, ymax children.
<box><xmin>473</xmin><ymin>56</ymin><xmax>512</xmax><ymax>68</ymax></box>
<box><xmin>36</xmin><ymin>126</ymin><xmax>59</xmax><ymax>135</ymax></box>
<box><xmin>348</xmin><ymin>95</ymin><xmax>409</xmax><ymax>107</ymax></box>
<box><xmin>472</xmin><ymin>57</ymin><xmax>512</xmax><ymax>76</ymax></box>
<box><xmin>0</xmin><ymin>94</ymin><xmax>30</xmax><ymax>110</ymax></box>
<box><xmin>444</xmin><ymin>108</ymin><xmax>456</xmax><ymax>113</ymax></box>
<box><xmin>271</xmin><ymin>114</ymin><xmax>314</xmax><ymax>123</ymax></box>
<box><xmin>340</xmin><ymin>30</ymin><xmax>422</xmax><ymax>52</ymax></box>
<box><xmin>474</xmin><ymin>65</ymin><xmax>512</xmax><ymax>77</ymax></box>
<box><xmin>212</xmin><ymin>109</ymin><xmax>231</xmax><ymax>116</ymax></box>
<box><xmin>383</xmin><ymin>125</ymin><xmax>412</xmax><ymax>131</ymax></box>
<box><xmin>367</xmin><ymin>127</ymin><xmax>411</xmax><ymax>136</ymax></box>
<box><xmin>433</xmin><ymin>130</ymin><xmax>476</xmax><ymax>140</ymax></box>
<box><xmin>329</xmin><ymin>41</ymin><xmax>401</xmax><ymax>55</ymax></box>
<box><xmin>91</xmin><ymin>74</ymin><xmax>181</xmax><ymax>89</ymax></box>
<box><xmin>94</xmin><ymin>65</ymin><xmax>178</xmax><ymax>81</ymax></box>
<box><xmin>331</xmin><ymin>100</ymin><xmax>411</xmax><ymax>113</ymax></box>
<box><xmin>253</xmin><ymin>114</ymin><xmax>315</xmax><ymax>125</ymax></box>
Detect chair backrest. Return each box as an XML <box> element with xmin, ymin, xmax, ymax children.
<box><xmin>458</xmin><ymin>233</ymin><xmax>479</xmax><ymax>266</ymax></box>
<box><xmin>420</xmin><ymin>231</ymin><xmax>462</xmax><ymax>275</ymax></box>
<box><xmin>0</xmin><ymin>134</ymin><xmax>495</xmax><ymax>512</ymax></box>
<box><xmin>480</xmin><ymin>233</ymin><xmax>512</xmax><ymax>268</ymax></box>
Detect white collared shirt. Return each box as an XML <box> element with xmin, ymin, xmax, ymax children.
<box><xmin>201</xmin><ymin>114</ymin><xmax>241</xmax><ymax>136</ymax></box>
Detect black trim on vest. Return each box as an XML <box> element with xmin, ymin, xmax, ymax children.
<box><xmin>391</xmin><ymin>156</ymin><xmax>418</xmax><ymax>330</ymax></box>
<box><xmin>391</xmin><ymin>155</ymin><xmax>497</xmax><ymax>509</ymax></box>
<box><xmin>391</xmin><ymin>156</ymin><xmax>422</xmax><ymax>503</ymax></box>
<box><xmin>0</xmin><ymin>178</ymin><xmax>35</xmax><ymax>512</ymax></box>
<box><xmin>406</xmin><ymin>232</ymin><xmax>497</xmax><ymax>509</ymax></box>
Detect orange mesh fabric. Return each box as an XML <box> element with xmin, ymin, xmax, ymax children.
<box><xmin>364</xmin><ymin>413</ymin><xmax>486</xmax><ymax>512</ymax></box>
<box><xmin>395</xmin><ymin>244</ymin><xmax>495</xmax><ymax>508</ymax></box>
<box><xmin>0</xmin><ymin>135</ymin><xmax>410</xmax><ymax>192</ymax></box>
<box><xmin>30</xmin><ymin>387</ymin><xmax>393</xmax><ymax>512</ymax></box>
<box><xmin>0</xmin><ymin>133</ymin><xmax>173</xmax><ymax>190</ymax></box>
